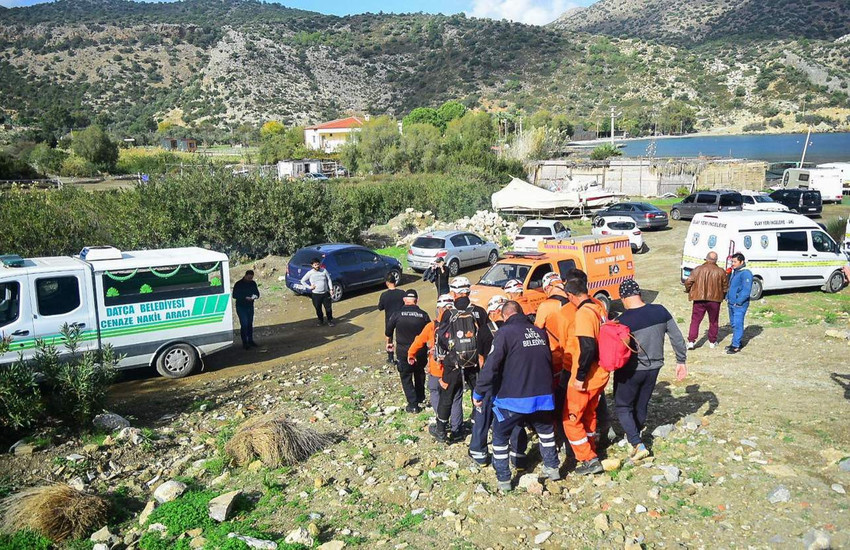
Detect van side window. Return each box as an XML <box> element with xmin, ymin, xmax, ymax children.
<box><xmin>102</xmin><ymin>263</ymin><xmax>225</xmax><ymax>306</ymax></box>
<box><xmin>557</xmin><ymin>260</ymin><xmax>577</xmax><ymax>278</ymax></box>
<box><xmin>682</xmin><ymin>195</ymin><xmax>695</xmax><ymax>204</ymax></box>
<box><xmin>36</xmin><ymin>276</ymin><xmax>81</xmax><ymax>316</ymax></box>
<box><xmin>696</xmin><ymin>194</ymin><xmax>715</xmax><ymax>205</ymax></box>
<box><xmin>811</xmin><ymin>231</ymin><xmax>835</xmax><ymax>253</ymax></box>
<box><xmin>527</xmin><ymin>263</ymin><xmax>554</xmax><ymax>289</ymax></box>
<box><xmin>0</xmin><ymin>281</ymin><xmax>21</xmax><ymax>328</ymax></box>
<box><xmin>777</xmin><ymin>231</ymin><xmax>808</xmax><ymax>252</ymax></box>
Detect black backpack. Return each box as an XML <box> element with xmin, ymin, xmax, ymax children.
<box><xmin>439</xmin><ymin>307</ymin><xmax>479</xmax><ymax>369</ymax></box>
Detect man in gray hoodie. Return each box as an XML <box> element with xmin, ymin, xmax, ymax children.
<box><xmin>301</xmin><ymin>258</ymin><xmax>335</xmax><ymax>326</ymax></box>
<box><xmin>614</xmin><ymin>279</ymin><xmax>688</xmax><ymax>461</ymax></box>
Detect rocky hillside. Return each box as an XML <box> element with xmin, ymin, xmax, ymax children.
<box><xmin>552</xmin><ymin>0</ymin><xmax>850</xmax><ymax>43</ymax></box>
<box><xmin>0</xmin><ymin>0</ymin><xmax>847</xmax><ymax>138</ymax></box>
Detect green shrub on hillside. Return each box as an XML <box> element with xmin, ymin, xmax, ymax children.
<box><xmin>59</xmin><ymin>154</ymin><xmax>99</xmax><ymax>177</ymax></box>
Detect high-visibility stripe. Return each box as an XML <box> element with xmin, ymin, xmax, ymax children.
<box><xmin>568</xmin><ymin>437</ymin><xmax>588</xmax><ymax>446</ymax></box>
<box><xmin>493</xmin><ymin>453</ymin><xmax>509</xmax><ymax>460</ymax></box>
<box><xmin>469</xmin><ymin>451</ymin><xmax>487</xmax><ymax>459</ymax></box>
<box><xmin>492</xmin><ymin>445</ymin><xmax>509</xmax><ymax>451</ymax></box>
<box><xmin>749</xmin><ymin>261</ymin><xmax>847</xmax><ymax>268</ymax></box>
<box><xmin>539</xmin><ymin>432</ymin><xmax>555</xmax><ymax>440</ymax></box>
<box><xmin>509</xmin><ymin>452</ymin><xmax>526</xmax><ymax>458</ymax></box>
<box><xmin>540</xmin><ymin>441</ymin><xmax>556</xmax><ymax>448</ymax></box>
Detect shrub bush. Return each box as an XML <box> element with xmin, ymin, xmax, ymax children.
<box><xmin>590</xmin><ymin>144</ymin><xmax>622</xmax><ymax>160</ymax></box>
<box><xmin>59</xmin><ymin>155</ymin><xmax>99</xmax><ymax>177</ymax></box>
<box><xmin>0</xmin><ymin>342</ymin><xmax>44</xmax><ymax>431</ymax></box>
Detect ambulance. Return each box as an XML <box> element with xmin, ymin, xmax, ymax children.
<box><xmin>469</xmin><ymin>235</ymin><xmax>635</xmax><ymax>313</ymax></box>
<box><xmin>681</xmin><ymin>212</ymin><xmax>848</xmax><ymax>300</ymax></box>
<box><xmin>0</xmin><ymin>246</ymin><xmax>233</xmax><ymax>378</ymax></box>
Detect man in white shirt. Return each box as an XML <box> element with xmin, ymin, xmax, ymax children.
<box><xmin>301</xmin><ymin>258</ymin><xmax>335</xmax><ymax>326</ymax></box>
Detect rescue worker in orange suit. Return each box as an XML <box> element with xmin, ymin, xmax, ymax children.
<box><xmin>534</xmin><ymin>272</ymin><xmax>571</xmax><ymax>446</ymax></box>
<box><xmin>562</xmin><ymin>277</ymin><xmax>608</xmax><ymax>475</ymax></box>
<box><xmin>467</xmin><ymin>295</ymin><xmax>529</xmax><ymax>468</ymax></box>
<box><xmin>503</xmin><ymin>279</ymin><xmax>530</xmax><ymax>314</ymax></box>
<box><xmin>408</xmin><ymin>294</ymin><xmax>464</xmax><ymax>436</ymax></box>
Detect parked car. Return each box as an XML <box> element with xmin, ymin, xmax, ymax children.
<box><xmin>670</xmin><ymin>191</ymin><xmax>743</xmax><ymax>220</ymax></box>
<box><xmin>591</xmin><ymin>202</ymin><xmax>668</xmax><ymax>229</ymax></box>
<box><xmin>769</xmin><ymin>188</ymin><xmax>822</xmax><ymax>216</ymax></box>
<box><xmin>740</xmin><ymin>190</ymin><xmax>789</xmax><ymax>212</ymax></box>
<box><xmin>302</xmin><ymin>172</ymin><xmax>329</xmax><ymax>181</ymax></box>
<box><xmin>591</xmin><ymin>215</ymin><xmax>645</xmax><ymax>253</ymax></box>
<box><xmin>285</xmin><ymin>244</ymin><xmax>401</xmax><ymax>302</ymax></box>
<box><xmin>513</xmin><ymin>219</ymin><xmax>571</xmax><ymax>252</ymax></box>
<box><xmin>406</xmin><ymin>230</ymin><xmax>500</xmax><ymax>276</ymax></box>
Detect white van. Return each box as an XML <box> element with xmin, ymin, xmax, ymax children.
<box><xmin>0</xmin><ymin>246</ymin><xmax>233</xmax><ymax>378</ymax></box>
<box><xmin>818</xmin><ymin>163</ymin><xmax>850</xmax><ymax>196</ymax></box>
<box><xmin>681</xmin><ymin>212</ymin><xmax>848</xmax><ymax>300</ymax></box>
<box><xmin>781</xmin><ymin>168</ymin><xmax>844</xmax><ymax>203</ymax></box>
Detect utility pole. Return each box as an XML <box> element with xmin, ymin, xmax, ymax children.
<box><xmin>609</xmin><ymin>106</ymin><xmax>621</xmax><ymax>146</ymax></box>
<box><xmin>799</xmin><ymin>126</ymin><xmax>812</xmax><ymax>168</ymax></box>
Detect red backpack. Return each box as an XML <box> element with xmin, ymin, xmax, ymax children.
<box><xmin>588</xmin><ymin>305</ymin><xmax>636</xmax><ymax>372</ymax></box>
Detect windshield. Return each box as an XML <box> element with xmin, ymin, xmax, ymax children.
<box><xmin>519</xmin><ymin>226</ymin><xmax>552</xmax><ymax>236</ymax></box>
<box><xmin>719</xmin><ymin>194</ymin><xmax>743</xmax><ymax>207</ymax></box>
<box><xmin>412</xmin><ymin>237</ymin><xmax>445</xmax><ymax>249</ymax></box>
<box><xmin>479</xmin><ymin>263</ymin><xmax>530</xmax><ymax>287</ymax></box>
<box><xmin>753</xmin><ymin>195</ymin><xmax>774</xmax><ymax>203</ymax></box>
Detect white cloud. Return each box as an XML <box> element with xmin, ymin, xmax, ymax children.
<box><xmin>466</xmin><ymin>0</ymin><xmax>579</xmax><ymax>26</ymax></box>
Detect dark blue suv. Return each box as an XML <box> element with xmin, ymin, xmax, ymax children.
<box><xmin>285</xmin><ymin>243</ymin><xmax>402</xmax><ymax>302</ymax></box>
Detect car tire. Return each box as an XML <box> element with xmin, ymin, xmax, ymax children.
<box><xmin>750</xmin><ymin>277</ymin><xmax>764</xmax><ymax>301</ymax></box>
<box><xmin>825</xmin><ymin>270</ymin><xmax>845</xmax><ymax>294</ymax></box>
<box><xmin>593</xmin><ymin>292</ymin><xmax>611</xmax><ymax>312</ymax></box>
<box><xmin>487</xmin><ymin>250</ymin><xmax>499</xmax><ymax>265</ymax></box>
<box><xmin>331</xmin><ymin>282</ymin><xmax>344</xmax><ymax>302</ymax></box>
<box><xmin>448</xmin><ymin>259</ymin><xmax>460</xmax><ymax>277</ymax></box>
<box><xmin>387</xmin><ymin>269</ymin><xmax>401</xmax><ymax>285</ymax></box>
<box><xmin>155</xmin><ymin>343</ymin><xmax>198</xmax><ymax>379</ymax></box>
<box><xmin>670</xmin><ymin>209</ymin><xmax>681</xmax><ymax>221</ymax></box>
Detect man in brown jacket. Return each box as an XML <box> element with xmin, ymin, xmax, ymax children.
<box><xmin>684</xmin><ymin>251</ymin><xmax>729</xmax><ymax>349</ymax></box>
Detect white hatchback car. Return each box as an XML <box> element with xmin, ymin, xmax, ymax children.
<box><xmin>740</xmin><ymin>190</ymin><xmax>790</xmax><ymax>212</ymax></box>
<box><xmin>513</xmin><ymin>219</ymin><xmax>571</xmax><ymax>252</ymax></box>
<box><xmin>592</xmin><ymin>215</ymin><xmax>645</xmax><ymax>253</ymax></box>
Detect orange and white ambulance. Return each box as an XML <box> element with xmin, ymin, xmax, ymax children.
<box><xmin>469</xmin><ymin>235</ymin><xmax>635</xmax><ymax>313</ymax></box>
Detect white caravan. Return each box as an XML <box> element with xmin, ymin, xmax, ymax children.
<box><xmin>818</xmin><ymin>162</ymin><xmax>850</xmax><ymax>195</ymax></box>
<box><xmin>781</xmin><ymin>168</ymin><xmax>844</xmax><ymax>203</ymax></box>
<box><xmin>0</xmin><ymin>246</ymin><xmax>233</xmax><ymax>378</ymax></box>
<box><xmin>681</xmin><ymin>212</ymin><xmax>848</xmax><ymax>300</ymax></box>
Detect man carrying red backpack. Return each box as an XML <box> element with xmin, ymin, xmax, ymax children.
<box><xmin>614</xmin><ymin>279</ymin><xmax>688</xmax><ymax>461</ymax></box>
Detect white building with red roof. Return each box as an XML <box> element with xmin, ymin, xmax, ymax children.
<box><xmin>304</xmin><ymin>116</ymin><xmax>365</xmax><ymax>153</ymax></box>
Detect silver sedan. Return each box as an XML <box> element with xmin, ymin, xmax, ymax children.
<box><xmin>406</xmin><ymin>230</ymin><xmax>500</xmax><ymax>276</ymax></box>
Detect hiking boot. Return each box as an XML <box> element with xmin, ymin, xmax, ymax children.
<box><xmin>541</xmin><ymin>465</ymin><xmax>561</xmax><ymax>481</ymax></box>
<box><xmin>686</xmin><ymin>341</ymin><xmax>695</xmax><ymax>350</ymax></box>
<box><xmin>497</xmin><ymin>480</ymin><xmax>512</xmax><ymax>492</ymax></box>
<box><xmin>726</xmin><ymin>347</ymin><xmax>740</xmax><ymax>355</ymax></box>
<box><xmin>449</xmin><ymin>429</ymin><xmax>466</xmax><ymax>444</ymax></box>
<box><xmin>574</xmin><ymin>458</ymin><xmax>604</xmax><ymax>476</ymax></box>
<box><xmin>428</xmin><ymin>423</ymin><xmax>447</xmax><ymax>443</ymax></box>
<box><xmin>405</xmin><ymin>405</ymin><xmax>422</xmax><ymax>414</ymax></box>
<box><xmin>630</xmin><ymin>443</ymin><xmax>651</xmax><ymax>461</ymax></box>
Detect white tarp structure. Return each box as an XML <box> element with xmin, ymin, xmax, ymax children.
<box><xmin>491</xmin><ymin>178</ymin><xmax>582</xmax><ymax>213</ymax></box>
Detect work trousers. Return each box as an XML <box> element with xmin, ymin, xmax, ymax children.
<box><xmin>429</xmin><ymin>374</ymin><xmax>463</xmax><ymax>432</ymax></box>
<box><xmin>728</xmin><ymin>303</ymin><xmax>749</xmax><ymax>348</ymax></box>
<box><xmin>396</xmin><ymin>347</ymin><xmax>425</xmax><ymax>408</ymax></box>
<box><xmin>613</xmin><ymin>368</ymin><xmax>660</xmax><ymax>446</ymax></box>
<box><xmin>492</xmin><ymin>409</ymin><xmax>559</xmax><ymax>482</ymax></box>
<box><xmin>235</xmin><ymin>306</ymin><xmax>254</xmax><ymax>345</ymax></box>
<box><xmin>436</xmin><ymin>367</ymin><xmax>464</xmax><ymax>427</ymax></box>
<box><xmin>688</xmin><ymin>300</ymin><xmax>721</xmax><ymax>343</ymax></box>
<box><xmin>563</xmin><ymin>382</ymin><xmax>606</xmax><ymax>462</ymax></box>
<box><xmin>311</xmin><ymin>292</ymin><xmax>333</xmax><ymax>323</ymax></box>
<box><xmin>469</xmin><ymin>392</ymin><xmax>529</xmax><ymax>467</ymax></box>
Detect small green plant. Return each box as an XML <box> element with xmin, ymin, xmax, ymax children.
<box><xmin>380</xmin><ymin>511</ymin><xmax>426</xmax><ymax>536</ymax></box>
<box><xmin>145</xmin><ymin>491</ymin><xmax>216</xmax><ymax>534</ymax></box>
<box><xmin>396</xmin><ymin>434</ymin><xmax>420</xmax><ymax>444</ymax></box>
<box><xmin>0</xmin><ymin>530</ymin><xmax>52</xmax><ymax>550</ymax></box>
<box><xmin>824</xmin><ymin>312</ymin><xmax>838</xmax><ymax>324</ymax></box>
<box><xmin>0</xmin><ymin>338</ymin><xmax>44</xmax><ymax>431</ymax></box>
<box><xmin>590</xmin><ymin>143</ymin><xmax>623</xmax><ymax>160</ymax></box>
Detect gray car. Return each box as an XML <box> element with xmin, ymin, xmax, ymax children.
<box><xmin>592</xmin><ymin>202</ymin><xmax>669</xmax><ymax>229</ymax></box>
<box><xmin>406</xmin><ymin>230</ymin><xmax>500</xmax><ymax>276</ymax></box>
<box><xmin>671</xmin><ymin>191</ymin><xmax>743</xmax><ymax>221</ymax></box>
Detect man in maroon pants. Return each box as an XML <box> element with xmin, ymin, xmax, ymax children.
<box><xmin>684</xmin><ymin>251</ymin><xmax>729</xmax><ymax>350</ymax></box>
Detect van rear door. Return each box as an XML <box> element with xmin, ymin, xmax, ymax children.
<box><xmin>29</xmin><ymin>267</ymin><xmax>97</xmax><ymax>353</ymax></box>
<box><xmin>0</xmin><ymin>275</ymin><xmax>35</xmax><ymax>362</ymax></box>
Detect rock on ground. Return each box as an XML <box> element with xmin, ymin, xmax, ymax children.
<box><xmin>284</xmin><ymin>527</ymin><xmax>314</xmax><ymax>546</ymax></box>
<box><xmin>803</xmin><ymin>529</ymin><xmax>832</xmax><ymax>550</ymax></box>
<box><xmin>652</xmin><ymin>424</ymin><xmax>674</xmax><ymax>438</ymax></box>
<box><xmin>139</xmin><ymin>501</ymin><xmax>156</xmax><ymax>525</ymax></box>
<box><xmin>153</xmin><ymin>480</ymin><xmax>187</xmax><ymax>504</ymax></box>
<box><xmin>93</xmin><ymin>412</ymin><xmax>131</xmax><ymax>431</ymax></box>
<box><xmin>228</xmin><ymin>533</ymin><xmax>278</xmax><ymax>549</ymax></box>
<box><xmin>209</xmin><ymin>490</ymin><xmax>242</xmax><ymax>522</ymax></box>
<box><xmin>768</xmin><ymin>485</ymin><xmax>791</xmax><ymax>504</ymax></box>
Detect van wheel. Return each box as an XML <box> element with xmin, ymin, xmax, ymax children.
<box><xmin>825</xmin><ymin>270</ymin><xmax>845</xmax><ymax>294</ymax></box>
<box><xmin>750</xmin><ymin>277</ymin><xmax>764</xmax><ymax>301</ymax></box>
<box><xmin>593</xmin><ymin>292</ymin><xmax>611</xmax><ymax>312</ymax></box>
<box><xmin>487</xmin><ymin>250</ymin><xmax>499</xmax><ymax>265</ymax></box>
<box><xmin>670</xmin><ymin>209</ymin><xmax>681</xmax><ymax>221</ymax></box>
<box><xmin>331</xmin><ymin>282</ymin><xmax>344</xmax><ymax>302</ymax></box>
<box><xmin>448</xmin><ymin>259</ymin><xmax>460</xmax><ymax>277</ymax></box>
<box><xmin>156</xmin><ymin>343</ymin><xmax>198</xmax><ymax>379</ymax></box>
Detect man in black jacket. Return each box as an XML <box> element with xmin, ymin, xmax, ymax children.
<box><xmin>473</xmin><ymin>301</ymin><xmax>561</xmax><ymax>492</ymax></box>
<box><xmin>232</xmin><ymin>270</ymin><xmax>259</xmax><ymax>350</ymax></box>
<box><xmin>386</xmin><ymin>289</ymin><xmax>431</xmax><ymax>413</ymax></box>
<box><xmin>378</xmin><ymin>273</ymin><xmax>405</xmax><ymax>363</ymax></box>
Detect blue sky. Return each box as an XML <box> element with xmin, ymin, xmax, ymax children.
<box><xmin>0</xmin><ymin>0</ymin><xmax>599</xmax><ymax>25</ymax></box>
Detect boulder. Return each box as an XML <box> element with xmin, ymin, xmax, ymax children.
<box><xmin>153</xmin><ymin>480</ymin><xmax>187</xmax><ymax>504</ymax></box>
<box><xmin>284</xmin><ymin>527</ymin><xmax>314</xmax><ymax>546</ymax></box>
<box><xmin>93</xmin><ymin>413</ymin><xmax>130</xmax><ymax>431</ymax></box>
<box><xmin>228</xmin><ymin>533</ymin><xmax>278</xmax><ymax>549</ymax></box>
<box><xmin>209</xmin><ymin>490</ymin><xmax>242</xmax><ymax>522</ymax></box>
<box><xmin>139</xmin><ymin>501</ymin><xmax>156</xmax><ymax>525</ymax></box>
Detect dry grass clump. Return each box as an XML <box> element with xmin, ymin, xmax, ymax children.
<box><xmin>0</xmin><ymin>483</ymin><xmax>108</xmax><ymax>542</ymax></box>
<box><xmin>225</xmin><ymin>413</ymin><xmax>333</xmax><ymax>468</ymax></box>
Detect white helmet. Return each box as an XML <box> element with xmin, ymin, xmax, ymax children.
<box><xmin>542</xmin><ymin>272</ymin><xmax>563</xmax><ymax>289</ymax></box>
<box><xmin>436</xmin><ymin>294</ymin><xmax>455</xmax><ymax>309</ymax></box>
<box><xmin>504</xmin><ymin>279</ymin><xmax>523</xmax><ymax>295</ymax></box>
<box><xmin>487</xmin><ymin>294</ymin><xmax>508</xmax><ymax>313</ymax></box>
<box><xmin>449</xmin><ymin>276</ymin><xmax>471</xmax><ymax>293</ymax></box>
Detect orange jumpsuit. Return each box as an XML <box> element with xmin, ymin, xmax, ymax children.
<box><xmin>534</xmin><ymin>290</ymin><xmax>570</xmax><ymax>376</ymax></box>
<box><xmin>408</xmin><ymin>321</ymin><xmax>442</xmax><ymax>377</ymax></box>
<box><xmin>562</xmin><ymin>299</ymin><xmax>609</xmax><ymax>462</ymax></box>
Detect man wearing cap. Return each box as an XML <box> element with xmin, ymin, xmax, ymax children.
<box><xmin>615</xmin><ymin>279</ymin><xmax>688</xmax><ymax>461</ymax></box>
<box><xmin>378</xmin><ymin>273</ymin><xmax>406</xmax><ymax>363</ymax></box>
<box><xmin>386</xmin><ymin>289</ymin><xmax>431</xmax><ymax>413</ymax></box>
<box><xmin>408</xmin><ymin>294</ymin><xmax>463</xmax><ymax>433</ymax></box>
